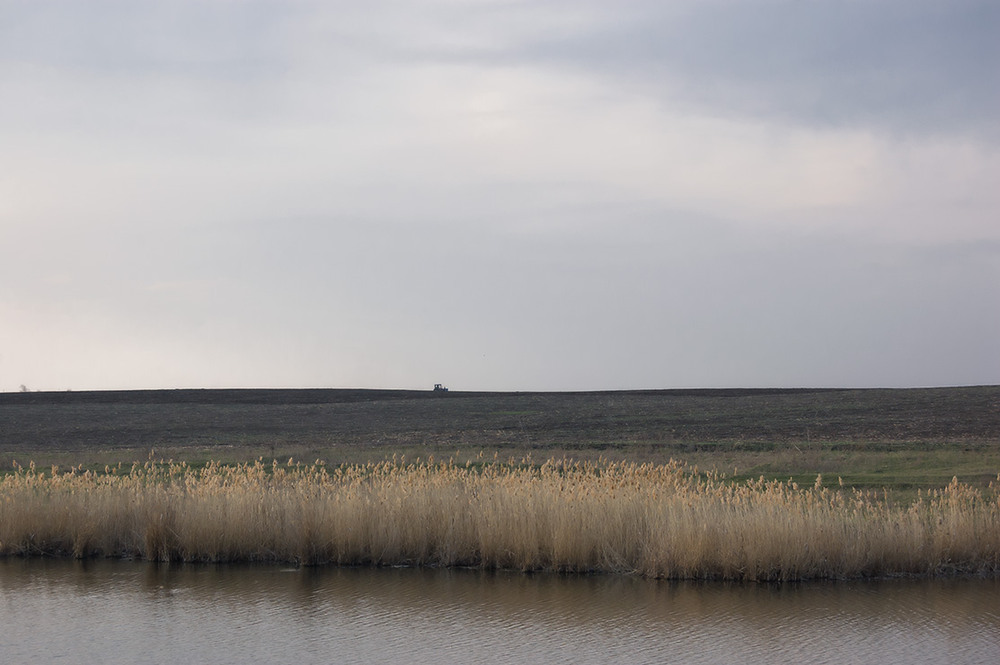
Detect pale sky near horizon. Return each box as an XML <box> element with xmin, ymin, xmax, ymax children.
<box><xmin>2</xmin><ymin>0</ymin><xmax>998</xmax><ymax>393</ymax></box>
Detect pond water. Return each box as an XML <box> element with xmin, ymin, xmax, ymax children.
<box><xmin>1</xmin><ymin>559</ymin><xmax>997</xmax><ymax>664</ymax></box>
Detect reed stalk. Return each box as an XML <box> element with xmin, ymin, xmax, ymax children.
<box><xmin>2</xmin><ymin>458</ymin><xmax>998</xmax><ymax>580</ymax></box>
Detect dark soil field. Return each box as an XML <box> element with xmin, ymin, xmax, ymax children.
<box><xmin>2</xmin><ymin>386</ymin><xmax>999</xmax><ymax>492</ymax></box>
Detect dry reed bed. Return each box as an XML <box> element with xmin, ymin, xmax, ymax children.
<box><xmin>2</xmin><ymin>458</ymin><xmax>999</xmax><ymax>581</ymax></box>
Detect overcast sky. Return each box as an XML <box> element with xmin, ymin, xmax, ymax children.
<box><xmin>2</xmin><ymin>0</ymin><xmax>998</xmax><ymax>392</ymax></box>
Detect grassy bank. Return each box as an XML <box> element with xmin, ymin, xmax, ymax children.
<box><xmin>2</xmin><ymin>458</ymin><xmax>998</xmax><ymax>581</ymax></box>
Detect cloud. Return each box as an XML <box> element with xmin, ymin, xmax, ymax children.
<box><xmin>1</xmin><ymin>0</ymin><xmax>996</xmax><ymax>391</ymax></box>
<box><xmin>486</xmin><ymin>0</ymin><xmax>1000</xmax><ymax>142</ymax></box>
<box><xmin>4</xmin><ymin>1</ymin><xmax>996</xmax><ymax>228</ymax></box>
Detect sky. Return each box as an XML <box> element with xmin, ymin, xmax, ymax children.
<box><xmin>1</xmin><ymin>0</ymin><xmax>998</xmax><ymax>393</ymax></box>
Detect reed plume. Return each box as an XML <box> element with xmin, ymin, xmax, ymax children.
<box><xmin>1</xmin><ymin>458</ymin><xmax>998</xmax><ymax>581</ymax></box>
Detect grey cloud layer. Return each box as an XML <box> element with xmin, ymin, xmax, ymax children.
<box><xmin>6</xmin><ymin>1</ymin><xmax>996</xmax><ymax>136</ymax></box>
<box><xmin>494</xmin><ymin>0</ymin><xmax>1000</xmax><ymax>139</ymax></box>
<box><xmin>1</xmin><ymin>0</ymin><xmax>997</xmax><ymax>391</ymax></box>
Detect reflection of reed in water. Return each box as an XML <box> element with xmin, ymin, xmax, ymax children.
<box><xmin>1</xmin><ymin>458</ymin><xmax>998</xmax><ymax>580</ymax></box>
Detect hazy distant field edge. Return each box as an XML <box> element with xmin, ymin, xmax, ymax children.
<box><xmin>2</xmin><ymin>385</ymin><xmax>993</xmax><ymax>406</ymax></box>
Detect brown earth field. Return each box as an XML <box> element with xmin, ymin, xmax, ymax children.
<box><xmin>1</xmin><ymin>386</ymin><xmax>999</xmax><ymax>493</ymax></box>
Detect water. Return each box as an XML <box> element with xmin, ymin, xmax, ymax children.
<box><xmin>1</xmin><ymin>559</ymin><xmax>997</xmax><ymax>664</ymax></box>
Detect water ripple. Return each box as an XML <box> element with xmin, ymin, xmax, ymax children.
<box><xmin>1</xmin><ymin>560</ymin><xmax>997</xmax><ymax>665</ymax></box>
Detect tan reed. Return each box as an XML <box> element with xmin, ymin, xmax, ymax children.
<box><xmin>1</xmin><ymin>457</ymin><xmax>998</xmax><ymax>580</ymax></box>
